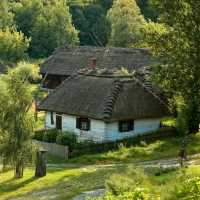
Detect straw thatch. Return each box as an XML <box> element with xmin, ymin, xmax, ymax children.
<box><xmin>38</xmin><ymin>69</ymin><xmax>170</xmax><ymax>121</ymax></box>
<box><xmin>40</xmin><ymin>46</ymin><xmax>155</xmax><ymax>76</ymax></box>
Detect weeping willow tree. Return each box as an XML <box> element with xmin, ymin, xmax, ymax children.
<box><xmin>0</xmin><ymin>62</ymin><xmax>39</xmax><ymax>178</ymax></box>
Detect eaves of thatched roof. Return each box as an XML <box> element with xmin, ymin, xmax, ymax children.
<box><xmin>38</xmin><ymin>70</ymin><xmax>170</xmax><ymax>121</ymax></box>
<box><xmin>40</xmin><ymin>45</ymin><xmax>155</xmax><ymax>76</ymax></box>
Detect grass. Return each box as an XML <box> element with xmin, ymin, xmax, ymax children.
<box><xmin>1</xmin><ymin>163</ymin><xmax>200</xmax><ymax>200</ymax></box>
<box><xmin>0</xmin><ymin>164</ymin><xmax>123</xmax><ymax>200</ymax></box>
<box><xmin>69</xmin><ymin>132</ymin><xmax>200</xmax><ymax>165</ymax></box>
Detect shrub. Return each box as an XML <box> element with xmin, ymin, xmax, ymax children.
<box><xmin>0</xmin><ymin>28</ymin><xmax>30</xmax><ymax>63</ymax></box>
<box><xmin>33</xmin><ymin>129</ymin><xmax>44</xmax><ymax>141</ymax></box>
<box><xmin>91</xmin><ymin>167</ymin><xmax>158</xmax><ymax>200</ymax></box>
<box><xmin>42</xmin><ymin>129</ymin><xmax>59</xmax><ymax>143</ymax></box>
<box><xmin>171</xmin><ymin>176</ymin><xmax>200</xmax><ymax>200</ymax></box>
<box><xmin>56</xmin><ymin>132</ymin><xmax>77</xmax><ymax>150</ymax></box>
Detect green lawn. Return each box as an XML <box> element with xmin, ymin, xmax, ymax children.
<box><xmin>1</xmin><ymin>164</ymin><xmax>200</xmax><ymax>200</ymax></box>
<box><xmin>69</xmin><ymin>132</ymin><xmax>200</xmax><ymax>165</ymax></box>
<box><xmin>0</xmin><ymin>164</ymin><xmax>123</xmax><ymax>200</ymax></box>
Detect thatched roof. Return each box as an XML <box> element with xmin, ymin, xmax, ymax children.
<box><xmin>40</xmin><ymin>46</ymin><xmax>154</xmax><ymax>76</ymax></box>
<box><xmin>38</xmin><ymin>69</ymin><xmax>170</xmax><ymax>121</ymax></box>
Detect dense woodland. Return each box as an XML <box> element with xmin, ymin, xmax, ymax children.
<box><xmin>0</xmin><ymin>0</ymin><xmax>157</xmax><ymax>60</ymax></box>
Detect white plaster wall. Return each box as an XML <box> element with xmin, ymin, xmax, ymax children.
<box><xmin>45</xmin><ymin>112</ymin><xmax>56</xmax><ymax>129</ymax></box>
<box><xmin>105</xmin><ymin>118</ymin><xmax>161</xmax><ymax>141</ymax></box>
<box><xmin>62</xmin><ymin>114</ymin><xmax>106</xmax><ymax>142</ymax></box>
<box><xmin>45</xmin><ymin>112</ymin><xmax>161</xmax><ymax>142</ymax></box>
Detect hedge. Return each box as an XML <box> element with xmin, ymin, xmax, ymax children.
<box><xmin>34</xmin><ymin>127</ymin><xmax>177</xmax><ymax>157</ymax></box>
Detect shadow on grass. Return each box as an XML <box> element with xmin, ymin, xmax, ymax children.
<box><xmin>0</xmin><ymin>176</ymin><xmax>37</xmax><ymax>194</ymax></box>
<box><xmin>2</xmin><ymin>164</ymin><xmax>126</xmax><ymax>200</ymax></box>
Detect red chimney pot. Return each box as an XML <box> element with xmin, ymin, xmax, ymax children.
<box><xmin>90</xmin><ymin>58</ymin><xmax>97</xmax><ymax>70</ymax></box>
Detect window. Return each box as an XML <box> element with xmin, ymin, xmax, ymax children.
<box><xmin>76</xmin><ymin>118</ymin><xmax>90</xmax><ymax>131</ymax></box>
<box><xmin>50</xmin><ymin>112</ymin><xmax>54</xmax><ymax>125</ymax></box>
<box><xmin>56</xmin><ymin>114</ymin><xmax>62</xmax><ymax>130</ymax></box>
<box><xmin>119</xmin><ymin>120</ymin><xmax>134</xmax><ymax>132</ymax></box>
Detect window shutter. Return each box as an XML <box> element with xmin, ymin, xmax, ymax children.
<box><xmin>119</xmin><ymin>121</ymin><xmax>123</xmax><ymax>132</ymax></box>
<box><xmin>87</xmin><ymin>120</ymin><xmax>91</xmax><ymax>131</ymax></box>
<box><xmin>50</xmin><ymin>112</ymin><xmax>54</xmax><ymax>125</ymax></box>
<box><xmin>129</xmin><ymin>120</ymin><xmax>134</xmax><ymax>131</ymax></box>
<box><xmin>76</xmin><ymin>118</ymin><xmax>80</xmax><ymax>129</ymax></box>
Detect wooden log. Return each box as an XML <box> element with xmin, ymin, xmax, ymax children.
<box><xmin>35</xmin><ymin>149</ymin><xmax>47</xmax><ymax>177</ymax></box>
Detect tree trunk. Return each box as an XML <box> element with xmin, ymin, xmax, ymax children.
<box><xmin>187</xmin><ymin>101</ymin><xmax>200</xmax><ymax>134</ymax></box>
<box><xmin>15</xmin><ymin>159</ymin><xmax>24</xmax><ymax>178</ymax></box>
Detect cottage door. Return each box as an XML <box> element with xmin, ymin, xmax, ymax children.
<box><xmin>56</xmin><ymin>115</ymin><xmax>62</xmax><ymax>130</ymax></box>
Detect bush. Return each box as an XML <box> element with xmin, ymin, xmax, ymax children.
<box><xmin>0</xmin><ymin>28</ymin><xmax>30</xmax><ymax>63</ymax></box>
<box><xmin>42</xmin><ymin>129</ymin><xmax>59</xmax><ymax>143</ymax></box>
<box><xmin>56</xmin><ymin>132</ymin><xmax>77</xmax><ymax>150</ymax></box>
<box><xmin>171</xmin><ymin>176</ymin><xmax>200</xmax><ymax>200</ymax></box>
<box><xmin>33</xmin><ymin>129</ymin><xmax>44</xmax><ymax>141</ymax></box>
<box><xmin>92</xmin><ymin>167</ymin><xmax>158</xmax><ymax>200</ymax></box>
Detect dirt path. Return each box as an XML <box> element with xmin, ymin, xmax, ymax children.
<box><xmin>5</xmin><ymin>153</ymin><xmax>200</xmax><ymax>200</ymax></box>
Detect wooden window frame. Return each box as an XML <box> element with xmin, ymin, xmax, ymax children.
<box><xmin>50</xmin><ymin>112</ymin><xmax>54</xmax><ymax>125</ymax></box>
<box><xmin>56</xmin><ymin>113</ymin><xmax>62</xmax><ymax>130</ymax></box>
<box><xmin>76</xmin><ymin>117</ymin><xmax>90</xmax><ymax>131</ymax></box>
<box><xmin>119</xmin><ymin>120</ymin><xmax>134</xmax><ymax>132</ymax></box>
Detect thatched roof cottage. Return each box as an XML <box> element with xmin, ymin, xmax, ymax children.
<box><xmin>38</xmin><ymin>68</ymin><xmax>169</xmax><ymax>142</ymax></box>
<box><xmin>40</xmin><ymin>46</ymin><xmax>154</xmax><ymax>89</ymax></box>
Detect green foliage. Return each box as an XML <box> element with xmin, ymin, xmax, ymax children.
<box><xmin>42</xmin><ymin>129</ymin><xmax>59</xmax><ymax>143</ymax></box>
<box><xmin>107</xmin><ymin>0</ymin><xmax>145</xmax><ymax>47</ymax></box>
<box><xmin>56</xmin><ymin>132</ymin><xmax>77</xmax><ymax>150</ymax></box>
<box><xmin>12</xmin><ymin>0</ymin><xmax>42</xmax><ymax>37</ymax></box>
<box><xmin>69</xmin><ymin>2</ymin><xmax>110</xmax><ymax>46</ymax></box>
<box><xmin>31</xmin><ymin>1</ymin><xmax>78</xmax><ymax>57</ymax></box>
<box><xmin>30</xmin><ymin>0</ymin><xmax>79</xmax><ymax>57</ymax></box>
<box><xmin>170</xmin><ymin>176</ymin><xmax>200</xmax><ymax>200</ymax></box>
<box><xmin>0</xmin><ymin>28</ymin><xmax>30</xmax><ymax>63</ymax></box>
<box><xmin>0</xmin><ymin>62</ymin><xmax>37</xmax><ymax>178</ymax></box>
<box><xmin>0</xmin><ymin>0</ymin><xmax>15</xmax><ymax>29</ymax></box>
<box><xmin>34</xmin><ymin>129</ymin><xmax>77</xmax><ymax>150</ymax></box>
<box><xmin>144</xmin><ymin>1</ymin><xmax>200</xmax><ymax>133</ymax></box>
<box><xmin>93</xmin><ymin>168</ymin><xmax>158</xmax><ymax>200</ymax></box>
<box><xmin>137</xmin><ymin>0</ymin><xmax>158</xmax><ymax>21</ymax></box>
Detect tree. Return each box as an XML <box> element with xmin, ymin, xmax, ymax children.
<box><xmin>0</xmin><ymin>0</ymin><xmax>15</xmax><ymax>29</ymax></box>
<box><xmin>0</xmin><ymin>62</ymin><xmax>39</xmax><ymax>178</ymax></box>
<box><xmin>107</xmin><ymin>0</ymin><xmax>145</xmax><ymax>47</ymax></box>
<box><xmin>0</xmin><ymin>28</ymin><xmax>30</xmax><ymax>63</ymax></box>
<box><xmin>11</xmin><ymin>0</ymin><xmax>43</xmax><ymax>37</ymax></box>
<box><xmin>69</xmin><ymin>1</ymin><xmax>110</xmax><ymax>46</ymax></box>
<box><xmin>136</xmin><ymin>0</ymin><xmax>158</xmax><ymax>21</ymax></box>
<box><xmin>30</xmin><ymin>0</ymin><xmax>79</xmax><ymax>58</ymax></box>
<box><xmin>144</xmin><ymin>1</ymin><xmax>200</xmax><ymax>134</ymax></box>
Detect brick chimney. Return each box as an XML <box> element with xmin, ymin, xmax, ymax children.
<box><xmin>89</xmin><ymin>58</ymin><xmax>97</xmax><ymax>70</ymax></box>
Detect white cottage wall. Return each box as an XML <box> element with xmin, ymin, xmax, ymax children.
<box><xmin>105</xmin><ymin>118</ymin><xmax>161</xmax><ymax>141</ymax></box>
<box><xmin>45</xmin><ymin>112</ymin><xmax>161</xmax><ymax>142</ymax></box>
<box><xmin>45</xmin><ymin>112</ymin><xmax>56</xmax><ymax>129</ymax></box>
<box><xmin>62</xmin><ymin>114</ymin><xmax>106</xmax><ymax>142</ymax></box>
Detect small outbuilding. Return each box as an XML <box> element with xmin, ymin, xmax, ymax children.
<box><xmin>38</xmin><ymin>68</ymin><xmax>170</xmax><ymax>142</ymax></box>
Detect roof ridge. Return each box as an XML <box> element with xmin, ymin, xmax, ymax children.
<box><xmin>103</xmin><ymin>80</ymin><xmax>123</xmax><ymax>119</ymax></box>
<box><xmin>134</xmin><ymin>77</ymin><xmax>168</xmax><ymax>108</ymax></box>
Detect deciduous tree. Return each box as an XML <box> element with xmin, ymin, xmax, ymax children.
<box><xmin>0</xmin><ymin>62</ymin><xmax>39</xmax><ymax>178</ymax></box>
<box><xmin>107</xmin><ymin>0</ymin><xmax>145</xmax><ymax>47</ymax></box>
<box><xmin>144</xmin><ymin>0</ymin><xmax>200</xmax><ymax>134</ymax></box>
<box><xmin>30</xmin><ymin>0</ymin><xmax>79</xmax><ymax>57</ymax></box>
<box><xmin>0</xmin><ymin>28</ymin><xmax>30</xmax><ymax>63</ymax></box>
